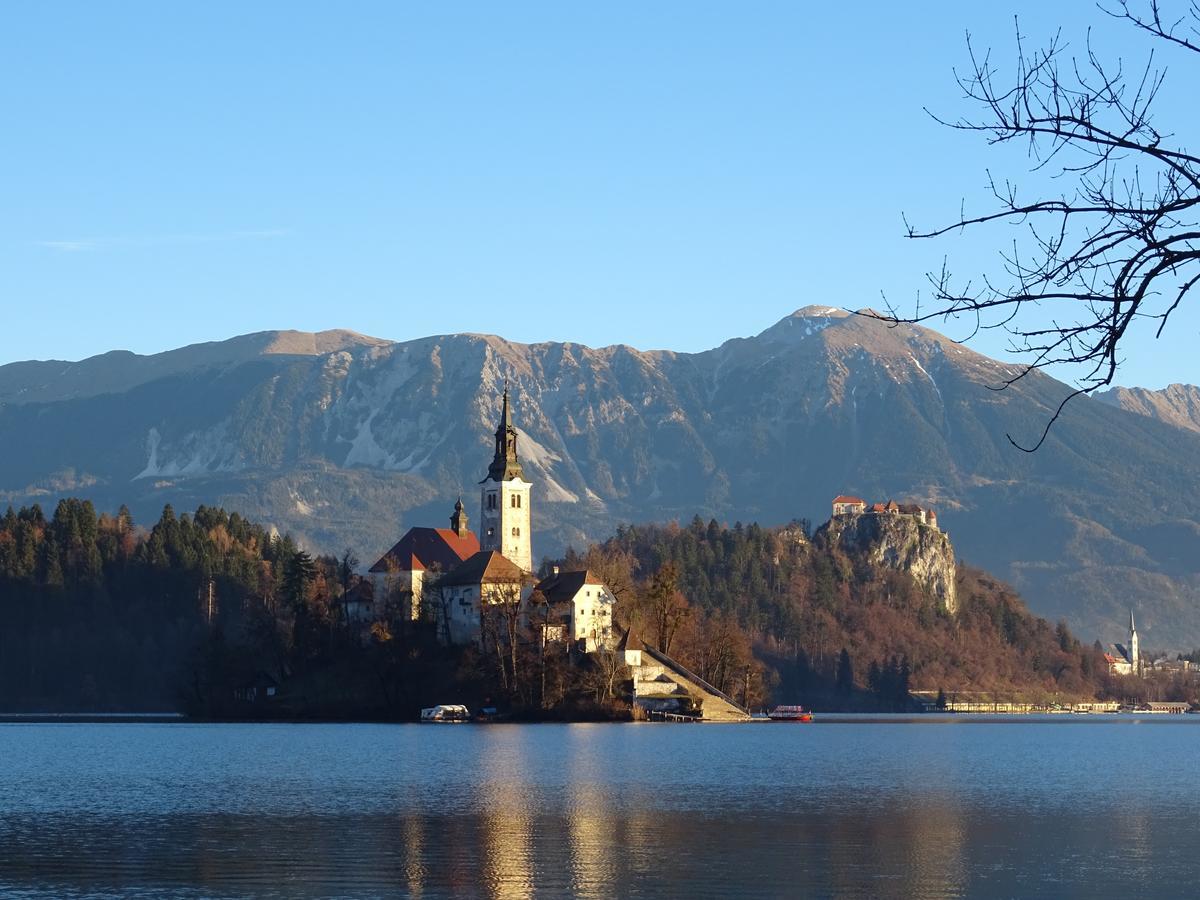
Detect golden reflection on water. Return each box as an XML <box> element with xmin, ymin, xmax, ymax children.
<box><xmin>905</xmin><ymin>801</ymin><xmax>967</xmax><ymax>899</ymax></box>
<box><xmin>824</xmin><ymin>796</ymin><xmax>966</xmax><ymax>898</ymax></box>
<box><xmin>565</xmin><ymin>725</ymin><xmax>618</xmax><ymax>899</ymax></box>
<box><xmin>480</xmin><ymin>727</ymin><xmax>536</xmax><ymax>900</ymax></box>
<box><xmin>402</xmin><ymin>814</ymin><xmax>427</xmax><ymax>898</ymax></box>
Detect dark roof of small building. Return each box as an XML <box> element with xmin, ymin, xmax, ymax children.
<box><xmin>439</xmin><ymin>550</ymin><xmax>528</xmax><ymax>587</ymax></box>
<box><xmin>369</xmin><ymin>527</ymin><xmax>480</xmax><ymax>574</ymax></box>
<box><xmin>333</xmin><ymin>579</ymin><xmax>374</xmax><ymax>606</ymax></box>
<box><xmin>534</xmin><ymin>569</ymin><xmax>604</xmax><ymax>604</ymax></box>
<box><xmin>528</xmin><ymin>589</ymin><xmax>573</xmax><ymax>624</ymax></box>
<box><xmin>241</xmin><ymin>670</ymin><xmax>279</xmax><ymax>690</ymax></box>
<box><xmin>616</xmin><ymin>626</ymin><xmax>643</xmax><ymax>653</ymax></box>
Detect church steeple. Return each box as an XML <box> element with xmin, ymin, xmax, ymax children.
<box><xmin>450</xmin><ymin>497</ymin><xmax>469</xmax><ymax>538</ymax></box>
<box><xmin>1129</xmin><ymin>608</ymin><xmax>1140</xmax><ymax>674</ymax></box>
<box><xmin>484</xmin><ymin>381</ymin><xmax>525</xmax><ymax>483</ymax></box>
<box><xmin>477</xmin><ymin>380</ymin><xmax>533</xmax><ymax>572</ymax></box>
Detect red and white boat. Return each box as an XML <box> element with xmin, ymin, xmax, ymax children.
<box><xmin>767</xmin><ymin>705</ymin><xmax>813</xmax><ymax>722</ymax></box>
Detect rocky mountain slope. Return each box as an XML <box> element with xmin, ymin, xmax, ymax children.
<box><xmin>1096</xmin><ymin>384</ymin><xmax>1200</xmax><ymax>434</ymax></box>
<box><xmin>2</xmin><ymin>308</ymin><xmax>1200</xmax><ymax>646</ymax></box>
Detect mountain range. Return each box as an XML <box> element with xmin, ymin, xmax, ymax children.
<box><xmin>2</xmin><ymin>307</ymin><xmax>1199</xmax><ymax>647</ymax></box>
<box><xmin>1096</xmin><ymin>384</ymin><xmax>1200</xmax><ymax>435</ymax></box>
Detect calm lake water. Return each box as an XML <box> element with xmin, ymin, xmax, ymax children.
<box><xmin>1</xmin><ymin>717</ymin><xmax>1198</xmax><ymax>898</ymax></box>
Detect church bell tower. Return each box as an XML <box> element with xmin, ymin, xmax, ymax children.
<box><xmin>479</xmin><ymin>382</ymin><xmax>532</xmax><ymax>572</ymax></box>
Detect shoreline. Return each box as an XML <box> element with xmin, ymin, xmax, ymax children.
<box><xmin>3</xmin><ymin>711</ymin><xmax>1197</xmax><ymax>725</ymax></box>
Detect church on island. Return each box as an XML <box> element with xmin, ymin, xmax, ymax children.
<box><xmin>367</xmin><ymin>385</ymin><xmax>615</xmax><ymax>653</ymax></box>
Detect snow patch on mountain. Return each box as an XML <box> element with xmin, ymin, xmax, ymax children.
<box><xmin>134</xmin><ymin>424</ymin><xmax>245</xmax><ymax>480</ymax></box>
<box><xmin>910</xmin><ymin>354</ymin><xmax>944</xmax><ymax>404</ymax></box>
<box><xmin>515</xmin><ymin>427</ymin><xmax>579</xmax><ymax>503</ymax></box>
<box><xmin>344</xmin><ymin>414</ymin><xmax>394</xmax><ymax>468</ymax></box>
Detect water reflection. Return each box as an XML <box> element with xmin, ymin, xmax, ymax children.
<box><xmin>1</xmin><ymin>720</ymin><xmax>1199</xmax><ymax>898</ymax></box>
<box><xmin>565</xmin><ymin>726</ymin><xmax>617</xmax><ymax>899</ymax></box>
<box><xmin>480</xmin><ymin>729</ymin><xmax>535</xmax><ymax>899</ymax></box>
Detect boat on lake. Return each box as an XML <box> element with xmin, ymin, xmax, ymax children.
<box><xmin>420</xmin><ymin>704</ymin><xmax>471</xmax><ymax>722</ymax></box>
<box><xmin>767</xmin><ymin>705</ymin><xmax>813</xmax><ymax>722</ymax></box>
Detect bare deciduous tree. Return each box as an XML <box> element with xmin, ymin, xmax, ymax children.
<box><xmin>647</xmin><ymin>563</ymin><xmax>690</xmax><ymax>654</ymax></box>
<box><xmin>892</xmin><ymin>1</ymin><xmax>1200</xmax><ymax>449</ymax></box>
<box><xmin>479</xmin><ymin>581</ymin><xmax>525</xmax><ymax>696</ymax></box>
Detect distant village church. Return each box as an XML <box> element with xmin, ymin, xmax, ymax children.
<box><xmin>1105</xmin><ymin>610</ymin><xmax>1141</xmax><ymax>676</ymax></box>
<box><xmin>366</xmin><ymin>383</ymin><xmax>614</xmax><ymax>651</ymax></box>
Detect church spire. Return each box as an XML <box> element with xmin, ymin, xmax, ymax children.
<box><xmin>1128</xmin><ymin>608</ymin><xmax>1140</xmax><ymax>674</ymax></box>
<box><xmin>450</xmin><ymin>496</ymin><xmax>469</xmax><ymax>538</ymax></box>
<box><xmin>484</xmin><ymin>380</ymin><xmax>525</xmax><ymax>483</ymax></box>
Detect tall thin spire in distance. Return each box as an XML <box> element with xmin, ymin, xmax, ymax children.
<box><xmin>484</xmin><ymin>380</ymin><xmax>524</xmax><ymax>483</ymax></box>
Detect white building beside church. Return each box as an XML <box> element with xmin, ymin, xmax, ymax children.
<box><xmin>532</xmin><ymin>568</ymin><xmax>615</xmax><ymax>652</ymax></box>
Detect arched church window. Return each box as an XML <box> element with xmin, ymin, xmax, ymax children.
<box><xmin>487</xmin><ymin>493</ymin><xmax>497</xmax><ymax>510</ymax></box>
<box><xmin>512</xmin><ymin>527</ymin><xmax>520</xmax><ymax>537</ymax></box>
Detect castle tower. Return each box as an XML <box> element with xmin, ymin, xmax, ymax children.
<box><xmin>450</xmin><ymin>497</ymin><xmax>470</xmax><ymax>539</ymax></box>
<box><xmin>479</xmin><ymin>383</ymin><xmax>532</xmax><ymax>572</ymax></box>
<box><xmin>1128</xmin><ymin>609</ymin><xmax>1140</xmax><ymax>675</ymax></box>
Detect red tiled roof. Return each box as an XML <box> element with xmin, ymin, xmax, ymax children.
<box><xmin>832</xmin><ymin>495</ymin><xmax>866</xmax><ymax>505</ymax></box>
<box><xmin>369</xmin><ymin>527</ymin><xmax>479</xmax><ymax>574</ymax></box>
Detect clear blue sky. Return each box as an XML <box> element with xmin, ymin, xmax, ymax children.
<box><xmin>2</xmin><ymin>1</ymin><xmax>1196</xmax><ymax>387</ymax></box>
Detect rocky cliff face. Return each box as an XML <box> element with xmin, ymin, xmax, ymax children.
<box><xmin>818</xmin><ymin>513</ymin><xmax>958</xmax><ymax>614</ymax></box>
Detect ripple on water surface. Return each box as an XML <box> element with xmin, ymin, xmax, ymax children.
<box><xmin>1</xmin><ymin>718</ymin><xmax>1198</xmax><ymax>898</ymax></box>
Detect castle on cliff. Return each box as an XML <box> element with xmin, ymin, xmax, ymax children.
<box><xmin>831</xmin><ymin>495</ymin><xmax>940</xmax><ymax>531</ymax></box>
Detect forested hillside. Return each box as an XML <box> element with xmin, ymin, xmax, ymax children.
<box><xmin>0</xmin><ymin>500</ymin><xmax>312</xmax><ymax>710</ymax></box>
<box><xmin>567</xmin><ymin>517</ymin><xmax>1120</xmax><ymax>707</ymax></box>
<box><xmin>1</xmin><ymin>499</ymin><xmax>1188</xmax><ymax>713</ymax></box>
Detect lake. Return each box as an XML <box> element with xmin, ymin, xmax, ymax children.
<box><xmin>1</xmin><ymin>716</ymin><xmax>1197</xmax><ymax>898</ymax></box>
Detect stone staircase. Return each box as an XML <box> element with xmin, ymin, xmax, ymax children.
<box><xmin>635</xmin><ymin>645</ymin><xmax>750</xmax><ymax>722</ymax></box>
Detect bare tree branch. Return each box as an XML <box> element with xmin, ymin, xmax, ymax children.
<box><xmin>888</xmin><ymin>3</ymin><xmax>1200</xmax><ymax>449</ymax></box>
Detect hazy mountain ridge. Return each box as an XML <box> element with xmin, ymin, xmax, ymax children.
<box><xmin>1096</xmin><ymin>384</ymin><xmax>1200</xmax><ymax>434</ymax></box>
<box><xmin>2</xmin><ymin>308</ymin><xmax>1200</xmax><ymax>645</ymax></box>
